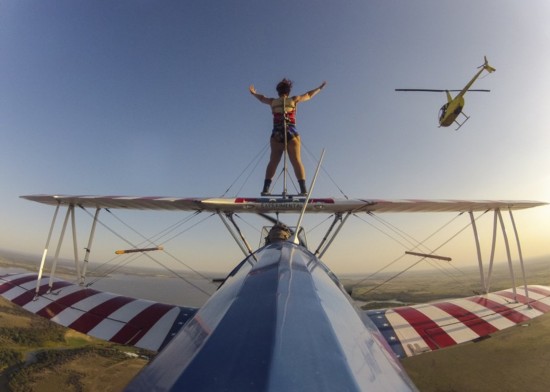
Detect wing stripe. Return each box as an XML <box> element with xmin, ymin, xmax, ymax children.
<box><xmin>384</xmin><ymin>310</ymin><xmax>428</xmax><ymax>356</ymax></box>
<box><xmin>68</xmin><ymin>296</ymin><xmax>136</xmax><ymax>333</ymax></box>
<box><xmin>12</xmin><ymin>281</ymin><xmax>74</xmax><ymax>307</ymax></box>
<box><xmin>392</xmin><ymin>307</ymin><xmax>456</xmax><ymax>350</ymax></box>
<box><xmin>495</xmin><ymin>290</ymin><xmax>550</xmax><ymax>313</ymax></box>
<box><xmin>135</xmin><ymin>307</ymin><xmax>182</xmax><ymax>350</ymax></box>
<box><xmin>525</xmin><ymin>285</ymin><xmax>550</xmax><ymax>297</ymax></box>
<box><xmin>413</xmin><ymin>304</ymin><xmax>480</xmax><ymax>344</ymax></box>
<box><xmin>441</xmin><ymin>297</ymin><xmax>516</xmax><ymax>330</ymax></box>
<box><xmin>466</xmin><ymin>296</ymin><xmax>531</xmax><ymax>324</ymax></box>
<box><xmin>431</xmin><ymin>302</ymin><xmax>498</xmax><ymax>337</ymax></box>
<box><xmin>0</xmin><ymin>274</ymin><xmax>38</xmax><ymax>294</ymax></box>
<box><xmin>36</xmin><ymin>289</ymin><xmax>102</xmax><ymax>319</ymax></box>
<box><xmin>110</xmin><ymin>302</ymin><xmax>174</xmax><ymax>346</ymax></box>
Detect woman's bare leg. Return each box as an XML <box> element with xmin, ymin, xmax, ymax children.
<box><xmin>262</xmin><ymin>138</ymin><xmax>285</xmax><ymax>194</ymax></box>
<box><xmin>287</xmin><ymin>137</ymin><xmax>305</xmax><ymax>181</ymax></box>
<box><xmin>265</xmin><ymin>138</ymin><xmax>285</xmax><ymax>179</ymax></box>
<box><xmin>288</xmin><ymin>137</ymin><xmax>307</xmax><ymax>194</ymax></box>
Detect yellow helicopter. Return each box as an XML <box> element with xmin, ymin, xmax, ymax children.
<box><xmin>396</xmin><ymin>57</ymin><xmax>496</xmax><ymax>130</ymax></box>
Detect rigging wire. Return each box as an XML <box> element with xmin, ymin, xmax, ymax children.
<box><xmin>352</xmin><ymin>210</ymin><xmax>489</xmax><ymax>292</ymax></box>
<box><xmin>307</xmin><ymin>214</ymin><xmax>336</xmax><ymax>235</ymax></box>
<box><xmin>301</xmin><ymin>141</ymin><xmax>349</xmax><ymax>199</ymax></box>
<box><xmin>77</xmin><ymin>207</ymin><xmax>215</xmax><ymax>296</ymax></box>
<box><xmin>233</xmin><ymin>214</ymin><xmax>262</xmax><ymax>234</ymax></box>
<box><xmin>105</xmin><ymin>208</ymin><xmax>201</xmax><ymax>248</ymax></box>
<box><xmin>105</xmin><ymin>208</ymin><xmax>216</xmax><ymax>282</ymax></box>
<box><xmin>220</xmin><ymin>142</ymin><xmax>269</xmax><ymax>197</ymax></box>
<box><xmin>85</xmin><ymin>208</ymin><xmax>201</xmax><ymax>277</ymax></box>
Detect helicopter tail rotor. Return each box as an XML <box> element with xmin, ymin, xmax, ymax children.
<box><xmin>479</xmin><ymin>56</ymin><xmax>496</xmax><ymax>73</ymax></box>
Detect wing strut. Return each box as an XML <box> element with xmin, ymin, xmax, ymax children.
<box><xmin>315</xmin><ymin>212</ymin><xmax>352</xmax><ymax>258</ymax></box>
<box><xmin>508</xmin><ymin>209</ymin><xmax>531</xmax><ymax>307</ymax></box>
<box><xmin>217</xmin><ymin>212</ymin><xmax>256</xmax><ymax>264</ymax></box>
<box><xmin>468</xmin><ymin>211</ymin><xmax>486</xmax><ymax>292</ymax></box>
<box><xmin>47</xmin><ymin>204</ymin><xmax>72</xmax><ymax>292</ymax></box>
<box><xmin>80</xmin><ymin>207</ymin><xmax>100</xmax><ymax>285</ymax></box>
<box><xmin>470</xmin><ymin>208</ymin><xmax>532</xmax><ymax>304</ymax></box>
<box><xmin>34</xmin><ymin>202</ymin><xmax>60</xmax><ymax>299</ymax></box>
<box><xmin>497</xmin><ymin>209</ymin><xmax>518</xmax><ymax>299</ymax></box>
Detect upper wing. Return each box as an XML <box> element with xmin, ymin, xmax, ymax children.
<box><xmin>20</xmin><ymin>195</ymin><xmax>546</xmax><ymax>214</ymax></box>
<box><xmin>0</xmin><ymin>272</ymin><xmax>197</xmax><ymax>352</ymax></box>
<box><xmin>366</xmin><ymin>285</ymin><xmax>550</xmax><ymax>358</ymax></box>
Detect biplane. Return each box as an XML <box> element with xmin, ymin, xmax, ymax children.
<box><xmin>1</xmin><ymin>189</ymin><xmax>549</xmax><ymax>391</ymax></box>
<box><xmin>396</xmin><ymin>56</ymin><xmax>496</xmax><ymax>130</ymax></box>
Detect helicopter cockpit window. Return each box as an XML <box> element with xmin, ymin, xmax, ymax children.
<box><xmin>439</xmin><ymin>103</ymin><xmax>448</xmax><ymax>122</ymax></box>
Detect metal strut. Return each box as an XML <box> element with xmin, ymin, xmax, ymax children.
<box><xmin>80</xmin><ymin>207</ymin><xmax>101</xmax><ymax>285</ymax></box>
<box><xmin>496</xmin><ymin>208</ymin><xmax>517</xmax><ymax>300</ymax></box>
<box><xmin>314</xmin><ymin>213</ymin><xmax>343</xmax><ymax>256</ymax></box>
<box><xmin>70</xmin><ymin>203</ymin><xmax>81</xmax><ymax>285</ymax></box>
<box><xmin>485</xmin><ymin>209</ymin><xmax>499</xmax><ymax>293</ymax></box>
<box><xmin>482</xmin><ymin>208</ymin><xmax>528</xmax><ymax>300</ymax></box>
<box><xmin>508</xmin><ymin>208</ymin><xmax>532</xmax><ymax>306</ymax></box>
<box><xmin>315</xmin><ymin>212</ymin><xmax>351</xmax><ymax>258</ymax></box>
<box><xmin>318</xmin><ymin>211</ymin><xmax>353</xmax><ymax>259</ymax></box>
<box><xmin>217</xmin><ymin>212</ymin><xmax>256</xmax><ymax>264</ymax></box>
<box><xmin>469</xmin><ymin>210</ymin><xmax>486</xmax><ymax>293</ymax></box>
<box><xmin>34</xmin><ymin>203</ymin><xmax>60</xmax><ymax>299</ymax></box>
<box><xmin>48</xmin><ymin>204</ymin><xmax>73</xmax><ymax>292</ymax></box>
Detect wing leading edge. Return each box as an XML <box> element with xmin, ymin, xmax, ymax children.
<box><xmin>20</xmin><ymin>195</ymin><xmax>546</xmax><ymax>214</ymax></box>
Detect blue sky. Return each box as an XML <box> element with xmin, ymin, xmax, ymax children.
<box><xmin>1</xmin><ymin>1</ymin><xmax>550</xmax><ymax>277</ymax></box>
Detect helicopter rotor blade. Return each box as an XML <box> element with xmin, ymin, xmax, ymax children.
<box><xmin>395</xmin><ymin>89</ymin><xmax>490</xmax><ymax>92</ymax></box>
<box><xmin>395</xmin><ymin>89</ymin><xmax>446</xmax><ymax>92</ymax></box>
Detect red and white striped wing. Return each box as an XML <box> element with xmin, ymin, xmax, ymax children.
<box><xmin>0</xmin><ymin>272</ymin><xmax>197</xmax><ymax>352</ymax></box>
<box><xmin>367</xmin><ymin>285</ymin><xmax>550</xmax><ymax>358</ymax></box>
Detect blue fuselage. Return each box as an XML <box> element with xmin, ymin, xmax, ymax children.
<box><xmin>125</xmin><ymin>241</ymin><xmax>417</xmax><ymax>391</ymax></box>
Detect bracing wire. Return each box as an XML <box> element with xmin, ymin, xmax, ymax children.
<box><xmin>220</xmin><ymin>142</ymin><xmax>269</xmax><ymax>197</ymax></box>
<box><xmin>105</xmin><ymin>208</ymin><xmax>201</xmax><ymax>248</ymax></box>
<box><xmin>104</xmin><ymin>209</ymin><xmax>216</xmax><ymax>282</ymax></box>
<box><xmin>78</xmin><ymin>207</ymin><xmax>216</xmax><ymax>296</ymax></box>
<box><xmin>367</xmin><ymin>211</ymin><xmax>464</xmax><ymax>255</ymax></box>
<box><xmin>352</xmin><ymin>210</ymin><xmax>489</xmax><ymax>293</ymax></box>
<box><xmin>301</xmin><ymin>141</ymin><xmax>349</xmax><ymax>199</ymax></box>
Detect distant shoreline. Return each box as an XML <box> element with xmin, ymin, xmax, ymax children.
<box><xmin>0</xmin><ymin>248</ymin><xmax>220</xmax><ymax>279</ymax></box>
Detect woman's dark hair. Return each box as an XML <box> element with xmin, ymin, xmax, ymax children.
<box><xmin>276</xmin><ymin>78</ymin><xmax>293</xmax><ymax>96</ymax></box>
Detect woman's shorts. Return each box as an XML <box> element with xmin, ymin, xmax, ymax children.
<box><xmin>271</xmin><ymin>124</ymin><xmax>299</xmax><ymax>143</ymax></box>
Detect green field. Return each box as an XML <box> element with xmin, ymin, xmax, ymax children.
<box><xmin>0</xmin><ymin>297</ymin><xmax>151</xmax><ymax>392</ymax></box>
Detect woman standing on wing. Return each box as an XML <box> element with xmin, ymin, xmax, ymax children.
<box><xmin>249</xmin><ymin>79</ymin><xmax>326</xmax><ymax>196</ymax></box>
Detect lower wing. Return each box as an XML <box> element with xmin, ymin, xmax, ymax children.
<box><xmin>0</xmin><ymin>272</ymin><xmax>197</xmax><ymax>352</ymax></box>
<box><xmin>366</xmin><ymin>285</ymin><xmax>550</xmax><ymax>358</ymax></box>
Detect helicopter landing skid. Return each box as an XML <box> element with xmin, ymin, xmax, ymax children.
<box><xmin>453</xmin><ymin>112</ymin><xmax>470</xmax><ymax>130</ymax></box>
